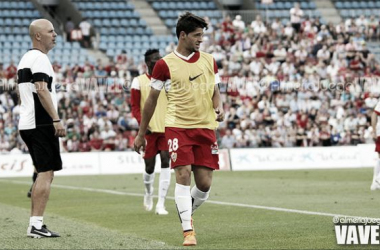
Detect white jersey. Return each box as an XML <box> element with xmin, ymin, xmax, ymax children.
<box><xmin>374</xmin><ymin>101</ymin><xmax>380</xmax><ymax>136</ymax></box>
<box><xmin>17</xmin><ymin>49</ymin><xmax>57</xmax><ymax>130</ymax></box>
<box><xmin>290</xmin><ymin>8</ymin><xmax>303</xmax><ymax>24</ymax></box>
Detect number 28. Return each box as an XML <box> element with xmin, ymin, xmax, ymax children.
<box><xmin>168</xmin><ymin>138</ymin><xmax>178</xmax><ymax>152</ymax></box>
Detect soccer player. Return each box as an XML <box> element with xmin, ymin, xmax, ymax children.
<box><xmin>131</xmin><ymin>49</ymin><xmax>171</xmax><ymax>215</ymax></box>
<box><xmin>371</xmin><ymin>102</ymin><xmax>380</xmax><ymax>190</ymax></box>
<box><xmin>134</xmin><ymin>12</ymin><xmax>224</xmax><ymax>246</ymax></box>
<box><xmin>18</xmin><ymin>19</ymin><xmax>66</xmax><ymax>238</ymax></box>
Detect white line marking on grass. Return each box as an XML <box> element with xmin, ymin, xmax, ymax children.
<box><xmin>2</xmin><ymin>179</ymin><xmax>379</xmax><ymax>220</ymax></box>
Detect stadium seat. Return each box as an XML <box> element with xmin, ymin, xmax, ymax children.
<box><xmin>335</xmin><ymin>1</ymin><xmax>343</xmax><ymax>9</ymax></box>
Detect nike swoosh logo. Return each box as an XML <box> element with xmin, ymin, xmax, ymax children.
<box><xmin>189</xmin><ymin>73</ymin><xmax>203</xmax><ymax>81</ymax></box>
<box><xmin>33</xmin><ymin>230</ymin><xmax>52</xmax><ymax>237</ymax></box>
<box><xmin>179</xmin><ymin>210</ymin><xmax>188</xmax><ymax>215</ymax></box>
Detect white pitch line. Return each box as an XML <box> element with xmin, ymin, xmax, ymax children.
<box><xmin>2</xmin><ymin>179</ymin><xmax>379</xmax><ymax>220</ymax></box>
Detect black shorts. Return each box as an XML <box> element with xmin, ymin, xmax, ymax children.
<box><xmin>20</xmin><ymin>125</ymin><xmax>62</xmax><ymax>173</ymax></box>
<box><xmin>292</xmin><ymin>23</ymin><xmax>301</xmax><ymax>33</ymax></box>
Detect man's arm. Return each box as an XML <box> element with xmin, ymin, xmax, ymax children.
<box><xmin>212</xmin><ymin>84</ymin><xmax>224</xmax><ymax>122</ymax></box>
<box><xmin>133</xmin><ymin>88</ymin><xmax>161</xmax><ymax>153</ymax></box>
<box><xmin>130</xmin><ymin>88</ymin><xmax>142</xmax><ymax>124</ymax></box>
<box><xmin>372</xmin><ymin>110</ymin><xmax>378</xmax><ymax>139</ymax></box>
<box><xmin>35</xmin><ymin>81</ymin><xmax>66</xmax><ymax>137</ymax></box>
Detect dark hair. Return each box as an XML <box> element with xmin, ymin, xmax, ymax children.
<box><xmin>176</xmin><ymin>12</ymin><xmax>208</xmax><ymax>39</ymax></box>
<box><xmin>144</xmin><ymin>49</ymin><xmax>159</xmax><ymax>62</ymax></box>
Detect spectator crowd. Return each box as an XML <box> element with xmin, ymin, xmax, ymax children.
<box><xmin>1</xmin><ymin>6</ymin><xmax>380</xmax><ymax>153</ymax></box>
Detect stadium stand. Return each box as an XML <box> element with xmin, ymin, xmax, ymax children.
<box><xmin>254</xmin><ymin>0</ymin><xmax>321</xmax><ymax>25</ymax></box>
<box><xmin>1</xmin><ymin>1</ymin><xmax>380</xmax><ymax>153</ymax></box>
<box><xmin>147</xmin><ymin>0</ymin><xmax>223</xmax><ymax>35</ymax></box>
<box><xmin>72</xmin><ymin>0</ymin><xmax>177</xmax><ymax>63</ymax></box>
<box><xmin>334</xmin><ymin>1</ymin><xmax>380</xmax><ymax>19</ymax></box>
<box><xmin>0</xmin><ymin>1</ymin><xmax>39</xmax><ymax>66</ymax></box>
<box><xmin>0</xmin><ymin>1</ymin><xmax>94</xmax><ymax>68</ymax></box>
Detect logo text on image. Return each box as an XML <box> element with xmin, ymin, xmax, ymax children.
<box><xmin>333</xmin><ymin>216</ymin><xmax>380</xmax><ymax>245</ymax></box>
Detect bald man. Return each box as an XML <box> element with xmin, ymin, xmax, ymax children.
<box><xmin>18</xmin><ymin>19</ymin><xmax>66</xmax><ymax>238</ymax></box>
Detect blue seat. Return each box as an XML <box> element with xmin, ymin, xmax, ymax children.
<box><xmin>106</xmin><ymin>48</ymin><xmax>116</xmax><ymax>57</ymax></box>
<box><xmin>107</xmin><ymin>42</ymin><xmax>116</xmax><ymax>49</ymax></box>
<box><xmin>63</xmin><ymin>42</ymin><xmax>72</xmax><ymax>49</ymax></box>
<box><xmin>161</xmin><ymin>2</ymin><xmax>169</xmax><ymax>9</ymax></box>
<box><xmin>125</xmin><ymin>42</ymin><xmax>133</xmax><ymax>50</ymax></box>
<box><xmin>110</xmin><ymin>2</ymin><xmax>119</xmax><ymax>10</ymax></box>
<box><xmin>284</xmin><ymin>2</ymin><xmax>292</xmax><ymax>9</ymax></box>
<box><xmin>99</xmin><ymin>42</ymin><xmax>108</xmax><ymax>50</ymax></box>
<box><xmin>77</xmin><ymin>2</ymin><xmax>85</xmax><ymax>9</ymax></box>
<box><xmin>352</xmin><ymin>1</ymin><xmax>360</xmax><ymax>9</ymax></box>
<box><xmin>93</xmin><ymin>19</ymin><xmax>102</xmax><ymax>27</ymax></box>
<box><xmin>207</xmin><ymin>2</ymin><xmax>215</xmax><ymax>9</ymax></box>
<box><xmin>102</xmin><ymin>19</ymin><xmax>111</xmax><ymax>27</ymax></box>
<box><xmin>343</xmin><ymin>2</ymin><xmax>352</xmax><ymax>9</ymax></box>
<box><xmin>2</xmin><ymin>1</ymin><xmax>11</xmax><ymax>9</ymax></box>
<box><xmin>10</xmin><ymin>2</ymin><xmax>18</xmax><ymax>9</ymax></box>
<box><xmin>72</xmin><ymin>42</ymin><xmax>81</xmax><ymax>49</ymax></box>
<box><xmin>359</xmin><ymin>1</ymin><xmax>368</xmax><ymax>9</ymax></box>
<box><xmin>12</xmin><ymin>42</ymin><xmax>21</xmax><ymax>49</ymax></box>
<box><xmin>21</xmin><ymin>41</ymin><xmax>29</xmax><ymax>48</ymax></box>
<box><xmin>152</xmin><ymin>2</ymin><xmax>160</xmax><ymax>9</ymax></box>
<box><xmin>183</xmin><ymin>2</ymin><xmax>192</xmax><ymax>10</ymax></box>
<box><xmin>139</xmin><ymin>19</ymin><xmax>147</xmax><ymax>27</ymax></box>
<box><xmin>15</xmin><ymin>35</ymin><xmax>23</xmax><ymax>42</ymax></box>
<box><xmin>97</xmin><ymin>2</ymin><xmax>105</xmax><ymax>10</ymax></box>
<box><xmin>159</xmin><ymin>11</ymin><xmax>168</xmax><ymax>18</ymax></box>
<box><xmin>132</xmin><ymin>11</ymin><xmax>140</xmax><ymax>18</ymax></box>
<box><xmin>150</xmin><ymin>42</ymin><xmax>159</xmax><ymax>48</ymax></box>
<box><xmin>116</xmin><ymin>42</ymin><xmax>124</xmax><ymax>49</ymax></box>
<box><xmin>129</xmin><ymin>19</ymin><xmax>138</xmax><ymax>27</ymax></box>
<box><xmin>277</xmin><ymin>2</ymin><xmax>285</xmax><ymax>9</ymax></box>
<box><xmin>117</xmin><ymin>2</ymin><xmax>127</xmax><ymax>10</ymax></box>
<box><xmin>301</xmin><ymin>2</ymin><xmax>308</xmax><ymax>9</ymax></box>
<box><xmin>111</xmin><ymin>19</ymin><xmax>120</xmax><ymax>26</ymax></box>
<box><xmin>132</xmin><ymin>35</ymin><xmax>141</xmax><ymax>43</ymax></box>
<box><xmin>120</xmin><ymin>19</ymin><xmax>129</xmax><ymax>26</ymax></box>
<box><xmin>17</xmin><ymin>1</ymin><xmax>26</xmax><ymax>9</ymax></box>
<box><xmin>32</xmin><ymin>10</ymin><xmax>40</xmax><ymax>18</ymax></box>
<box><xmin>5</xmin><ymin>18</ymin><xmax>12</xmax><ymax>26</ymax></box>
<box><xmin>105</xmin><ymin>27</ymin><xmax>116</xmax><ymax>35</ymax></box>
<box><xmin>126</xmin><ymin>27</ymin><xmax>135</xmax><ymax>35</ymax></box>
<box><xmin>25</xmin><ymin>2</ymin><xmax>33</xmax><ymax>9</ymax></box>
<box><xmin>368</xmin><ymin>1</ymin><xmax>375</xmax><ymax>8</ymax></box>
<box><xmin>336</xmin><ymin>1</ymin><xmax>343</xmax><ymax>9</ymax></box>
<box><xmin>3</xmin><ymin>42</ymin><xmax>11</xmax><ymax>49</ymax></box>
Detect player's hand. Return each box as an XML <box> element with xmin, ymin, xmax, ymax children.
<box><xmin>53</xmin><ymin>122</ymin><xmax>66</xmax><ymax>137</ymax></box>
<box><xmin>134</xmin><ymin>134</ymin><xmax>146</xmax><ymax>154</ymax></box>
<box><xmin>215</xmin><ymin>108</ymin><xmax>225</xmax><ymax>122</ymax></box>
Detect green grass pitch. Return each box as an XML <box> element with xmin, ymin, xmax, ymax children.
<box><xmin>0</xmin><ymin>168</ymin><xmax>379</xmax><ymax>249</ymax></box>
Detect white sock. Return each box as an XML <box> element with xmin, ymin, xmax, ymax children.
<box><xmin>143</xmin><ymin>172</ymin><xmax>155</xmax><ymax>194</ymax></box>
<box><xmin>156</xmin><ymin>168</ymin><xmax>171</xmax><ymax>208</ymax></box>
<box><xmin>191</xmin><ymin>186</ymin><xmax>210</xmax><ymax>214</ymax></box>
<box><xmin>30</xmin><ymin>216</ymin><xmax>43</xmax><ymax>229</ymax></box>
<box><xmin>374</xmin><ymin>159</ymin><xmax>380</xmax><ymax>182</ymax></box>
<box><xmin>175</xmin><ymin>183</ymin><xmax>192</xmax><ymax>231</ymax></box>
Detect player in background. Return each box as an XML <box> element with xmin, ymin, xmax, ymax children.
<box><xmin>371</xmin><ymin>102</ymin><xmax>380</xmax><ymax>190</ymax></box>
<box><xmin>18</xmin><ymin>19</ymin><xmax>66</xmax><ymax>238</ymax></box>
<box><xmin>131</xmin><ymin>49</ymin><xmax>171</xmax><ymax>215</ymax></box>
<box><xmin>134</xmin><ymin>12</ymin><xmax>224</xmax><ymax>246</ymax></box>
